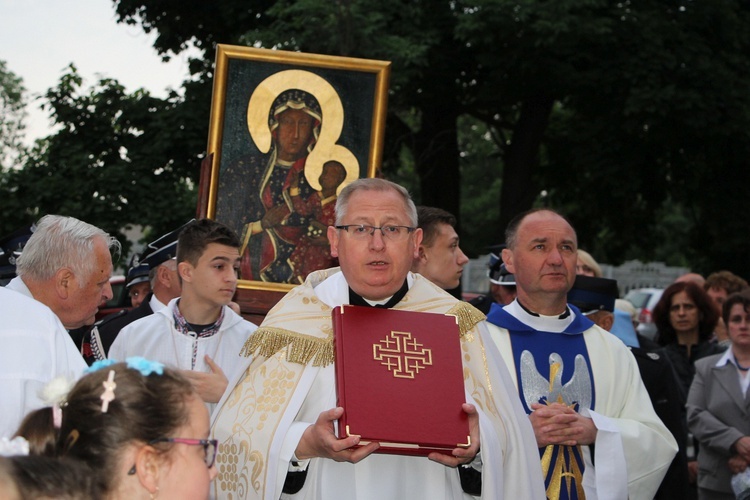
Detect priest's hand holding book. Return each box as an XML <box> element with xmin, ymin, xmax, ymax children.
<box><xmin>427</xmin><ymin>402</ymin><xmax>481</xmax><ymax>468</ymax></box>
<box><xmin>295</xmin><ymin>403</ymin><xmax>480</xmax><ymax>468</ymax></box>
<box><xmin>295</xmin><ymin>407</ymin><xmax>380</xmax><ymax>463</ymax></box>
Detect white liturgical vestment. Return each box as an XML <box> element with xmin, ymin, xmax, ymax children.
<box><xmin>211</xmin><ymin>268</ymin><xmax>545</xmax><ymax>499</ymax></box>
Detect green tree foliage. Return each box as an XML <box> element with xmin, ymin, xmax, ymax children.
<box><xmin>0</xmin><ymin>60</ymin><xmax>26</xmax><ymax>169</ymax></box>
<box><xmin>112</xmin><ymin>0</ymin><xmax>470</xmax><ymax>219</ymax></box>
<box><xmin>0</xmin><ymin>65</ymin><xmax>195</xmax><ymax>255</ymax></box>
<box><xmin>110</xmin><ymin>0</ymin><xmax>750</xmax><ymax>277</ymax></box>
<box><xmin>458</xmin><ymin>116</ymin><xmax>503</xmax><ymax>252</ymax></box>
<box><xmin>3</xmin><ymin>0</ymin><xmax>748</xmax><ymax>278</ymax></box>
<box><xmin>523</xmin><ymin>0</ymin><xmax>750</xmax><ymax>276</ymax></box>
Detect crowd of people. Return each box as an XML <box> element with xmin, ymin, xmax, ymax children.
<box><xmin>1</xmin><ymin>178</ymin><xmax>748</xmax><ymax>499</ymax></box>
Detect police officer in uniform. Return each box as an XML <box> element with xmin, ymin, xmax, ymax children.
<box><xmin>469</xmin><ymin>247</ymin><xmax>517</xmax><ymax>314</ymax></box>
<box><xmin>125</xmin><ymin>258</ymin><xmax>151</xmax><ymax>309</ymax></box>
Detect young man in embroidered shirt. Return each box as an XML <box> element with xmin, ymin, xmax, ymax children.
<box><xmin>109</xmin><ymin>219</ymin><xmax>257</xmax><ymax>410</ymax></box>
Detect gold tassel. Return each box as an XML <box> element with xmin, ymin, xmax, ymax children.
<box><xmin>240</xmin><ymin>327</ymin><xmax>334</xmax><ymax>367</ymax></box>
<box><xmin>447</xmin><ymin>302</ymin><xmax>486</xmax><ymax>340</ymax></box>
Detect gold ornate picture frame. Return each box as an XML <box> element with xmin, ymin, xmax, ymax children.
<box><xmin>203</xmin><ymin>44</ymin><xmax>390</xmax><ymax>296</ymax></box>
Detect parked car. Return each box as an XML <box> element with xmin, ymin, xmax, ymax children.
<box><xmin>623</xmin><ymin>287</ymin><xmax>664</xmax><ymax>341</ymax></box>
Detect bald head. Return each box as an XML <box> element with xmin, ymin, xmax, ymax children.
<box><xmin>502</xmin><ymin>210</ymin><xmax>578</xmax><ymax>315</ymax></box>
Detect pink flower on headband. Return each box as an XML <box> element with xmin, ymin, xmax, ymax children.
<box><xmin>100</xmin><ymin>370</ymin><xmax>117</xmax><ymax>413</ymax></box>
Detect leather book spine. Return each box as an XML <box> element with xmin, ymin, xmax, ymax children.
<box><xmin>333</xmin><ymin>305</ymin><xmax>348</xmax><ymax>439</ymax></box>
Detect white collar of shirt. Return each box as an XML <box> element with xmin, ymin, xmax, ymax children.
<box><xmin>714</xmin><ymin>348</ymin><xmax>750</xmax><ymax>372</ymax></box>
<box><xmin>6</xmin><ymin>276</ymin><xmax>33</xmax><ymax>299</ymax></box>
<box><xmin>314</xmin><ymin>270</ymin><xmax>415</xmax><ymax>309</ymax></box>
<box><xmin>150</xmin><ymin>294</ymin><xmax>168</xmax><ymax>312</ymax></box>
<box><xmin>715</xmin><ymin>349</ymin><xmax>750</xmax><ymax>394</ymax></box>
<box><xmin>504</xmin><ymin>299</ymin><xmax>576</xmax><ymax>333</ymax></box>
<box><xmin>715</xmin><ymin>348</ymin><xmax>735</xmax><ymax>368</ymax></box>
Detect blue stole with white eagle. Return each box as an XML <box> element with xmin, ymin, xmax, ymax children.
<box><xmin>487</xmin><ymin>303</ymin><xmax>595</xmax><ymax>500</ymax></box>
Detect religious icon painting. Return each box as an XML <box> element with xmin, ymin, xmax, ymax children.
<box><xmin>202</xmin><ymin>44</ymin><xmax>390</xmax><ymax>296</ymax></box>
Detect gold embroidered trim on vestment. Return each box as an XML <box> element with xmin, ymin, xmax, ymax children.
<box><xmin>240</xmin><ymin>327</ymin><xmax>334</xmax><ymax>367</ymax></box>
<box><xmin>447</xmin><ymin>302</ymin><xmax>485</xmax><ymax>340</ymax></box>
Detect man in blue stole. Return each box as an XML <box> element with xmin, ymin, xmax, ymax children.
<box><xmin>486</xmin><ymin>209</ymin><xmax>677</xmax><ymax>500</ymax></box>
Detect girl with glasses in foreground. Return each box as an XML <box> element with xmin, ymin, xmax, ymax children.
<box><xmin>11</xmin><ymin>358</ymin><xmax>217</xmax><ymax>499</ymax></box>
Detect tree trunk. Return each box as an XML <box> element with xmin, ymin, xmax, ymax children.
<box><xmin>414</xmin><ymin>104</ymin><xmax>461</xmax><ymax>222</ymax></box>
<box><xmin>498</xmin><ymin>96</ymin><xmax>555</xmax><ymax>237</ymax></box>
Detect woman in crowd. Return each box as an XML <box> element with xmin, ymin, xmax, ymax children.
<box><xmin>654</xmin><ymin>281</ymin><xmax>723</xmax><ymax>395</ymax></box>
<box><xmin>688</xmin><ymin>292</ymin><xmax>750</xmax><ymax>499</ymax></box>
<box><xmin>655</xmin><ymin>281</ymin><xmax>724</xmax><ymax>496</ymax></box>
<box><xmin>15</xmin><ymin>358</ymin><xmax>217</xmax><ymax>499</ymax></box>
<box><xmin>576</xmin><ymin>249</ymin><xmax>602</xmax><ymax>277</ymax></box>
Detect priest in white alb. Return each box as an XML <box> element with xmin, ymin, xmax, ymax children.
<box><xmin>486</xmin><ymin>208</ymin><xmax>678</xmax><ymax>499</ymax></box>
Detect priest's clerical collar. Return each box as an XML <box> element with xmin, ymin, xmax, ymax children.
<box><xmin>506</xmin><ymin>299</ymin><xmax>574</xmax><ymax>334</ymax></box>
<box><xmin>516</xmin><ymin>298</ymin><xmax>570</xmax><ymax>319</ymax></box>
<box><xmin>349</xmin><ymin>279</ymin><xmax>409</xmax><ymax>309</ymax></box>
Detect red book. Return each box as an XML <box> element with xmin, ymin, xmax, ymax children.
<box><xmin>333</xmin><ymin>304</ymin><xmax>470</xmax><ymax>456</ymax></box>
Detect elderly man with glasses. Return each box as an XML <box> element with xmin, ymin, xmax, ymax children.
<box><xmin>211</xmin><ymin>178</ymin><xmax>544</xmax><ymax>500</ymax></box>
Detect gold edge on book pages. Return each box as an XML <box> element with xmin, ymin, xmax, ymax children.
<box><xmin>376</xmin><ymin>442</ymin><xmax>420</xmax><ymax>449</ymax></box>
<box><xmin>347</xmin><ymin>428</ymin><xmax>458</xmax><ymax>451</ymax></box>
<box><xmin>239</xmin><ymin>327</ymin><xmax>334</xmax><ymax>366</ymax></box>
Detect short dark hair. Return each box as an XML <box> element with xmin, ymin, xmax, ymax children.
<box><xmin>722</xmin><ymin>291</ymin><xmax>750</xmax><ymax>325</ymax></box>
<box><xmin>654</xmin><ymin>281</ymin><xmax>719</xmax><ymax>346</ymax></box>
<box><xmin>177</xmin><ymin>218</ymin><xmax>241</xmax><ymax>267</ymax></box>
<box><xmin>417</xmin><ymin>206</ymin><xmax>457</xmax><ymax>247</ymax></box>
<box><xmin>705</xmin><ymin>271</ymin><xmax>749</xmax><ymax>295</ymax></box>
<box><xmin>504</xmin><ymin>208</ymin><xmax>576</xmax><ymax>250</ymax></box>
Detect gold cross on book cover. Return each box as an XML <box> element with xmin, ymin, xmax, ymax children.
<box><xmin>373</xmin><ymin>330</ymin><xmax>433</xmax><ymax>379</ymax></box>
<box><xmin>333</xmin><ymin>305</ymin><xmax>470</xmax><ymax>456</ymax></box>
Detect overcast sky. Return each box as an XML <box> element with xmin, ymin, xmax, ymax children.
<box><xmin>0</xmin><ymin>0</ymin><xmax>195</xmax><ymax>145</ymax></box>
